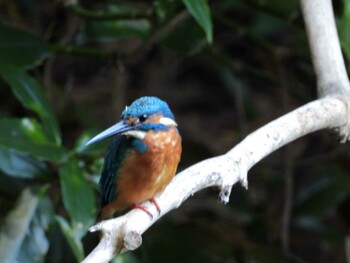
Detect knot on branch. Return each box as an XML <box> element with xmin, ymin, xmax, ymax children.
<box><xmin>88</xmin><ymin>217</ymin><xmax>137</xmax><ymax>253</ymax></box>
<box><xmin>123</xmin><ymin>231</ymin><xmax>142</xmax><ymax>251</ymax></box>
<box><xmin>218</xmin><ymin>185</ymin><xmax>232</xmax><ymax>204</ymax></box>
<box><xmin>340</xmin><ymin>102</ymin><xmax>350</xmax><ymax>143</ymax></box>
<box><xmin>217</xmin><ymin>155</ymin><xmax>248</xmax><ymax>204</ymax></box>
<box><xmin>333</xmin><ymin>95</ymin><xmax>350</xmax><ymax>143</ymax></box>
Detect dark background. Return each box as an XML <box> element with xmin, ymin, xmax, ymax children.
<box><xmin>1</xmin><ymin>0</ymin><xmax>350</xmax><ymax>262</ymax></box>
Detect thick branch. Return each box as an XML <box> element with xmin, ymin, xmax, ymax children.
<box><xmin>300</xmin><ymin>0</ymin><xmax>350</xmax><ymax>141</ymax></box>
<box><xmin>82</xmin><ymin>97</ymin><xmax>347</xmax><ymax>263</ymax></box>
<box><xmin>300</xmin><ymin>0</ymin><xmax>350</xmax><ymax>97</ymax></box>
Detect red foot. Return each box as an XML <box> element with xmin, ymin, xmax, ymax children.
<box><xmin>132</xmin><ymin>204</ymin><xmax>153</xmax><ymax>220</ymax></box>
<box><xmin>131</xmin><ymin>198</ymin><xmax>161</xmax><ymax>219</ymax></box>
<box><xmin>150</xmin><ymin>198</ymin><xmax>161</xmax><ymax>215</ymax></box>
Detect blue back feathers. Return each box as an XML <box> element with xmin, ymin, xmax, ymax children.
<box><xmin>100</xmin><ymin>136</ymin><xmax>131</xmax><ymax>208</ymax></box>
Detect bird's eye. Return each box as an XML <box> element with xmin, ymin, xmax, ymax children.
<box><xmin>139</xmin><ymin>114</ymin><xmax>148</xmax><ymax>123</ymax></box>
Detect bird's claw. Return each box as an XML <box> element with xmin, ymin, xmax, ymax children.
<box><xmin>149</xmin><ymin>198</ymin><xmax>161</xmax><ymax>215</ymax></box>
<box><xmin>132</xmin><ymin>204</ymin><xmax>154</xmax><ymax>220</ymax></box>
<box><xmin>132</xmin><ymin>198</ymin><xmax>161</xmax><ymax>220</ymax></box>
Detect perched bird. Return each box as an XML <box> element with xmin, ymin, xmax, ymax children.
<box><xmin>86</xmin><ymin>96</ymin><xmax>182</xmax><ymax>220</ymax></box>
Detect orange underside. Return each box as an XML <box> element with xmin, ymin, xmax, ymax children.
<box><xmin>100</xmin><ymin>127</ymin><xmax>181</xmax><ymax>219</ymax></box>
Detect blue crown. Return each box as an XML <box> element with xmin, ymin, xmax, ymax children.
<box><xmin>121</xmin><ymin>96</ymin><xmax>174</xmax><ymax>120</ymax></box>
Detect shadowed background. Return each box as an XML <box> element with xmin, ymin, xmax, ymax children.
<box><xmin>1</xmin><ymin>0</ymin><xmax>350</xmax><ymax>262</ymax></box>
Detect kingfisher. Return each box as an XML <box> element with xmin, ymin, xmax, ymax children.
<box><xmin>86</xmin><ymin>96</ymin><xmax>182</xmax><ymax>220</ymax></box>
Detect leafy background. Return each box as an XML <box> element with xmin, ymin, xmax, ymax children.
<box><xmin>0</xmin><ymin>0</ymin><xmax>350</xmax><ymax>262</ymax></box>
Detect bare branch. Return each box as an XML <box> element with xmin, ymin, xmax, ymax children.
<box><xmin>82</xmin><ymin>98</ymin><xmax>348</xmax><ymax>263</ymax></box>
<box><xmin>300</xmin><ymin>0</ymin><xmax>350</xmax><ymax>141</ymax></box>
<box><xmin>300</xmin><ymin>0</ymin><xmax>350</xmax><ymax>97</ymax></box>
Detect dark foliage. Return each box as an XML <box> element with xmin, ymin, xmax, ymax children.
<box><xmin>0</xmin><ymin>0</ymin><xmax>350</xmax><ymax>262</ymax></box>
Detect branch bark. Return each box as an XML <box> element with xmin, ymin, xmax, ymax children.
<box><xmin>300</xmin><ymin>0</ymin><xmax>350</xmax><ymax>141</ymax></box>
<box><xmin>300</xmin><ymin>0</ymin><xmax>350</xmax><ymax>98</ymax></box>
<box><xmin>82</xmin><ymin>1</ymin><xmax>350</xmax><ymax>262</ymax></box>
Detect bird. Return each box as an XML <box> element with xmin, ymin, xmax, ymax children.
<box><xmin>86</xmin><ymin>96</ymin><xmax>182</xmax><ymax>221</ymax></box>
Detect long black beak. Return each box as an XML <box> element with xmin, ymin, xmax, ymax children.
<box><xmin>86</xmin><ymin>121</ymin><xmax>134</xmax><ymax>146</ymax></box>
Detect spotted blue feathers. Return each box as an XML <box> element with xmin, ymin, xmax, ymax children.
<box><xmin>121</xmin><ymin>96</ymin><xmax>175</xmax><ymax>120</ymax></box>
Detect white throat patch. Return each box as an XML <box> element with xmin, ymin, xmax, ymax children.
<box><xmin>123</xmin><ymin>130</ymin><xmax>147</xmax><ymax>140</ymax></box>
<box><xmin>159</xmin><ymin>117</ymin><xmax>177</xmax><ymax>127</ymax></box>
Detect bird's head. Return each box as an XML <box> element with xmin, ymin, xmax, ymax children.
<box><xmin>86</xmin><ymin>96</ymin><xmax>177</xmax><ymax>145</ymax></box>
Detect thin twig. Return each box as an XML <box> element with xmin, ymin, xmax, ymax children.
<box><xmin>280</xmin><ymin>65</ymin><xmax>294</xmax><ymax>259</ymax></box>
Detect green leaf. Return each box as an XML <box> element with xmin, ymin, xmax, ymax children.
<box><xmin>75</xmin><ymin>4</ymin><xmax>151</xmax><ymax>44</ymax></box>
<box><xmin>155</xmin><ymin>0</ymin><xmax>183</xmax><ymax>21</ymax></box>
<box><xmin>59</xmin><ymin>159</ymin><xmax>96</xmax><ymax>230</ymax></box>
<box><xmin>113</xmin><ymin>253</ymin><xmax>140</xmax><ymax>263</ymax></box>
<box><xmin>21</xmin><ymin>118</ymin><xmax>51</xmax><ymax>144</ymax></box>
<box><xmin>55</xmin><ymin>216</ymin><xmax>84</xmax><ymax>262</ymax></box>
<box><xmin>0</xmin><ymin>118</ymin><xmax>66</xmax><ymax>162</ymax></box>
<box><xmin>183</xmin><ymin>0</ymin><xmax>213</xmax><ymax>43</ymax></box>
<box><xmin>339</xmin><ymin>0</ymin><xmax>350</xmax><ymax>63</ymax></box>
<box><xmin>294</xmin><ymin>166</ymin><xmax>349</xmax><ymax>216</ymax></box>
<box><xmin>249</xmin><ymin>13</ymin><xmax>284</xmax><ymax>37</ymax></box>
<box><xmin>0</xmin><ymin>21</ymin><xmax>50</xmax><ymax>69</ymax></box>
<box><xmin>76</xmin><ymin>20</ymin><xmax>151</xmax><ymax>44</ymax></box>
<box><xmin>160</xmin><ymin>19</ymin><xmax>207</xmax><ymax>54</ymax></box>
<box><xmin>74</xmin><ymin>130</ymin><xmax>109</xmax><ymax>155</ymax></box>
<box><xmin>0</xmin><ymin>66</ymin><xmax>61</xmax><ymax>144</ymax></box>
<box><xmin>0</xmin><ymin>146</ymin><xmax>48</xmax><ymax>179</ymax></box>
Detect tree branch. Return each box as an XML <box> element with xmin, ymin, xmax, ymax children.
<box><xmin>82</xmin><ymin>1</ymin><xmax>350</xmax><ymax>262</ymax></box>
<box><xmin>300</xmin><ymin>0</ymin><xmax>350</xmax><ymax>142</ymax></box>
<box><xmin>300</xmin><ymin>0</ymin><xmax>350</xmax><ymax>98</ymax></box>
<box><xmin>82</xmin><ymin>98</ymin><xmax>348</xmax><ymax>263</ymax></box>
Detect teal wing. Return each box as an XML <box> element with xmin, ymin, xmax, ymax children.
<box><xmin>99</xmin><ymin>136</ymin><xmax>131</xmax><ymax>210</ymax></box>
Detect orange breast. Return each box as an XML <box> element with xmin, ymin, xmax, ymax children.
<box><xmin>114</xmin><ymin>127</ymin><xmax>181</xmax><ymax>209</ymax></box>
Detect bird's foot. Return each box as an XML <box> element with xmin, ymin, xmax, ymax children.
<box><xmin>132</xmin><ymin>199</ymin><xmax>161</xmax><ymax>220</ymax></box>
<box><xmin>132</xmin><ymin>204</ymin><xmax>153</xmax><ymax>220</ymax></box>
<box><xmin>149</xmin><ymin>198</ymin><xmax>161</xmax><ymax>215</ymax></box>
